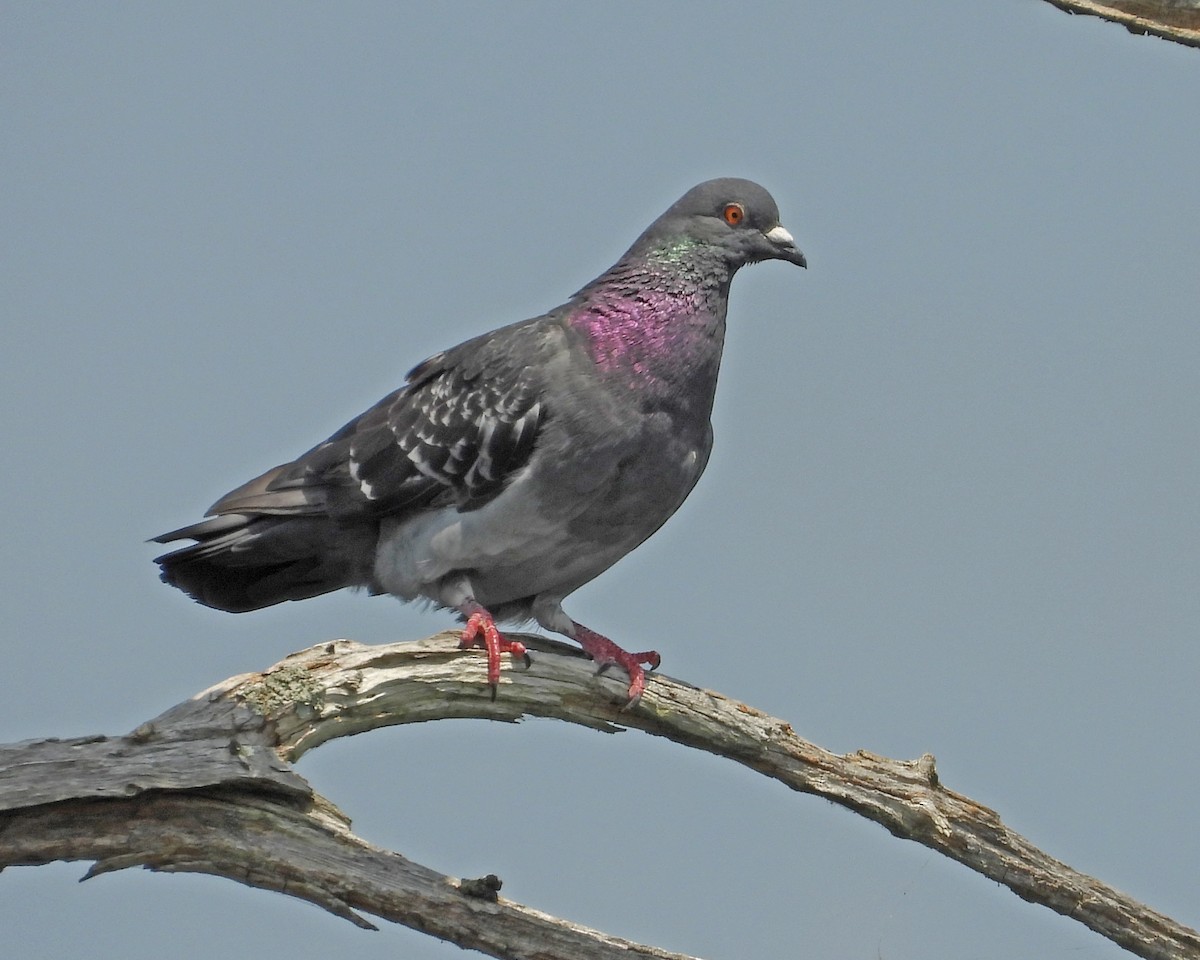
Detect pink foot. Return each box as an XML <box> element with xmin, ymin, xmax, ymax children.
<box><xmin>573</xmin><ymin>622</ymin><xmax>660</xmax><ymax>707</ymax></box>
<box><xmin>458</xmin><ymin>602</ymin><xmax>530</xmax><ymax>700</ymax></box>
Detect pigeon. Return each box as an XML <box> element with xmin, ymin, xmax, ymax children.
<box><xmin>154</xmin><ymin>178</ymin><xmax>806</xmax><ymax>704</ymax></box>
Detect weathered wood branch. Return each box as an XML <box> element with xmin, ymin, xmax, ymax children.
<box><xmin>1</xmin><ymin>633</ymin><xmax>1196</xmax><ymax>960</ymax></box>
<box><xmin>1040</xmin><ymin>0</ymin><xmax>1200</xmax><ymax>47</ymax></box>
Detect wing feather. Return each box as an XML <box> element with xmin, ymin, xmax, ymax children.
<box><xmin>208</xmin><ymin>318</ymin><xmax>556</xmax><ymax>521</ymax></box>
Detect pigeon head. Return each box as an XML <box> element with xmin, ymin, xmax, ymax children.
<box><xmin>628</xmin><ymin>178</ymin><xmax>807</xmax><ymax>271</ymax></box>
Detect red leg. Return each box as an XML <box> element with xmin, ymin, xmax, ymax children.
<box><xmin>458</xmin><ymin>600</ymin><xmax>529</xmax><ymax>700</ymax></box>
<box><xmin>572</xmin><ymin>621</ymin><xmax>660</xmax><ymax>707</ymax></box>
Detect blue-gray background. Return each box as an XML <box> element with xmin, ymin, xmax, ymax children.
<box><xmin>3</xmin><ymin>4</ymin><xmax>1197</xmax><ymax>958</ymax></box>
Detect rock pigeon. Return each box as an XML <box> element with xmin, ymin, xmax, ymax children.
<box><xmin>154</xmin><ymin>178</ymin><xmax>806</xmax><ymax>704</ymax></box>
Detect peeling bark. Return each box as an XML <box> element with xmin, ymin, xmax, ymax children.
<box><xmin>1041</xmin><ymin>0</ymin><xmax>1200</xmax><ymax>48</ymax></box>
<box><xmin>1</xmin><ymin>634</ymin><xmax>1196</xmax><ymax>960</ymax></box>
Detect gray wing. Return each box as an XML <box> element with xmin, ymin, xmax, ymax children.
<box><xmin>206</xmin><ymin>319</ymin><xmax>552</xmax><ymax>522</ymax></box>
<box><xmin>152</xmin><ymin>317</ymin><xmax>562</xmax><ymax>613</ymax></box>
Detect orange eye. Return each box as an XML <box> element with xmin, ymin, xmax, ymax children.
<box><xmin>722</xmin><ymin>203</ymin><xmax>745</xmax><ymax>226</ymax></box>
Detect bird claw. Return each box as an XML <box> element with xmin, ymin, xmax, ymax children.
<box><xmin>458</xmin><ymin>607</ymin><xmax>656</xmax><ymax>707</ymax></box>
<box><xmin>459</xmin><ymin>608</ymin><xmax>528</xmax><ymax>694</ymax></box>
<box><xmin>573</xmin><ymin>623</ymin><xmax>659</xmax><ymax>707</ymax></box>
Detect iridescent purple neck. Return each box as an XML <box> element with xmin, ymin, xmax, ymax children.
<box><xmin>568</xmin><ymin>254</ymin><xmax>729</xmax><ymax>396</ymax></box>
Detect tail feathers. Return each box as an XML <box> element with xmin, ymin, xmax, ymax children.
<box><xmin>153</xmin><ymin>513</ymin><xmax>372</xmax><ymax>613</ymax></box>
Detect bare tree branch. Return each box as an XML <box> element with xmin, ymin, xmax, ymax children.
<box><xmin>1</xmin><ymin>634</ymin><xmax>1197</xmax><ymax>960</ymax></box>
<box><xmin>1040</xmin><ymin>0</ymin><xmax>1200</xmax><ymax>48</ymax></box>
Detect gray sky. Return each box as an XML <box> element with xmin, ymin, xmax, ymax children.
<box><xmin>3</xmin><ymin>4</ymin><xmax>1197</xmax><ymax>958</ymax></box>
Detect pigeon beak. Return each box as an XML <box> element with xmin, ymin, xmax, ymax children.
<box><xmin>765</xmin><ymin>225</ymin><xmax>807</xmax><ymax>268</ymax></box>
